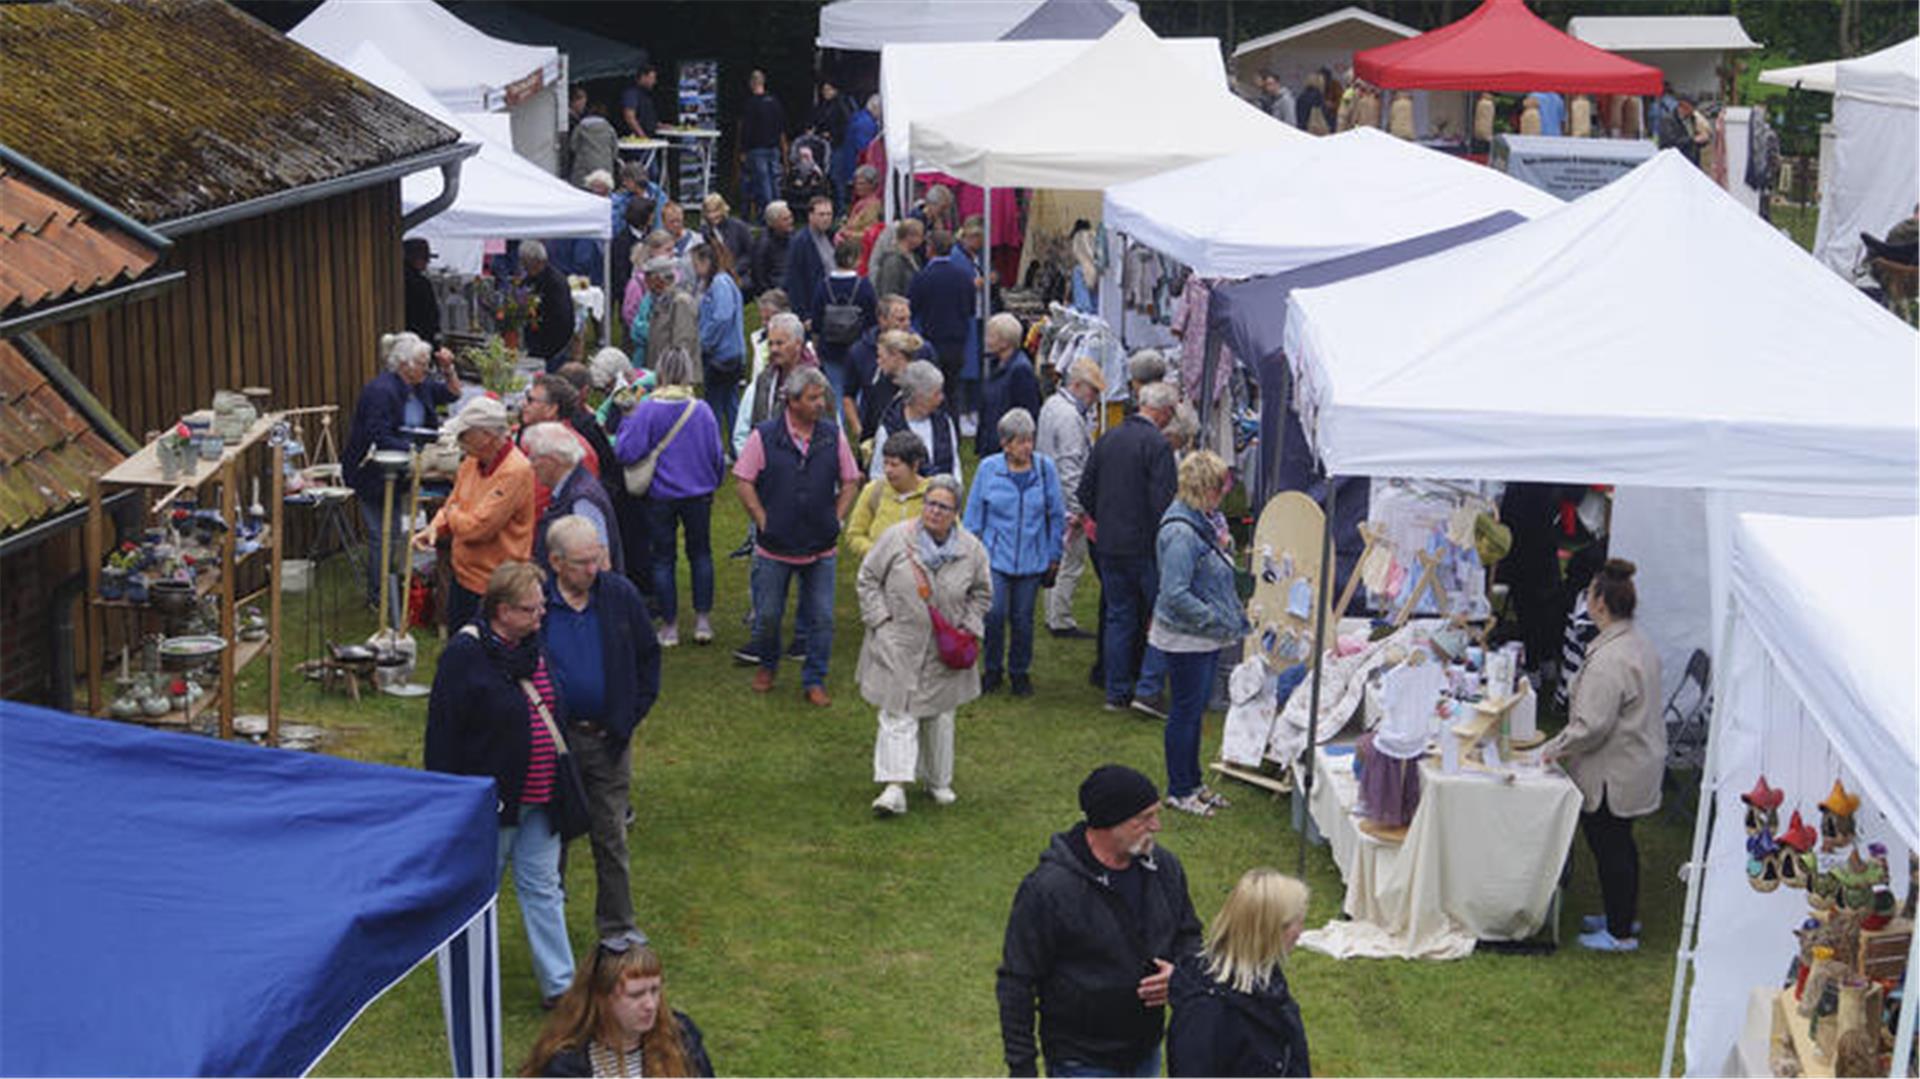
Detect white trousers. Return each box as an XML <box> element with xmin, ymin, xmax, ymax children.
<box><xmin>1045</xmin><ymin>526</ymin><xmax>1091</xmax><ymax>629</ymax></box>
<box><xmin>873</xmin><ymin>709</ymin><xmax>955</xmax><ymax>787</ymax></box>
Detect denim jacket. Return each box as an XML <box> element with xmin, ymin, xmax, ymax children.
<box><xmin>1152</xmin><ymin>502</ymin><xmax>1250</xmax><ymax>642</ymax></box>
<box><xmin>963</xmin><ymin>452</ymin><xmax>1065</xmax><ymax>577</ymax></box>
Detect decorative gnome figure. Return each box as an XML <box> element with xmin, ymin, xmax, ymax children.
<box><xmin>1809</xmin><ymin>779</ymin><xmax>1862</xmax><ymax>909</ymax></box>
<box><xmin>1777</xmin><ymin>810</ymin><xmax>1817</xmax><ymax>889</ymax></box>
<box><xmin>1743</xmin><ymin>776</ymin><xmax>1786</xmax><ymax>892</ymax></box>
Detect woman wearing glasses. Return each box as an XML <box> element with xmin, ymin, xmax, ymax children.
<box><xmin>426</xmin><ymin>561</ymin><xmax>574</xmax><ymax>1008</ymax></box>
<box><xmin>523</xmin><ymin>939</ymin><xmax>715</xmax><ymax>1077</ymax></box>
<box><xmin>854</xmin><ymin>474</ymin><xmax>993</xmax><ymax>817</ymax></box>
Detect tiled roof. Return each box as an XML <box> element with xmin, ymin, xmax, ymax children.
<box><xmin>0</xmin><ymin>161</ymin><xmax>165</xmax><ymax>325</ymax></box>
<box><xmin>0</xmin><ymin>0</ymin><xmax>461</xmax><ymax>225</ymax></box>
<box><xmin>0</xmin><ymin>338</ymin><xmax>125</xmax><ymax>536</ymax></box>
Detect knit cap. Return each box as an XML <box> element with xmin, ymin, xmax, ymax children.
<box><xmin>1079</xmin><ymin>764</ymin><xmax>1159</xmax><ymax>829</ymax></box>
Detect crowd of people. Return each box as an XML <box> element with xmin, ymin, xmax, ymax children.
<box><xmin>357</xmin><ymin>55</ymin><xmax>1690</xmax><ymax>1075</ymax></box>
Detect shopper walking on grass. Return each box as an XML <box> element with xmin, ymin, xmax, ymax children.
<box><xmin>1167</xmin><ymin>868</ymin><xmax>1313</xmax><ymax>1077</ymax></box>
<box><xmin>1152</xmin><ymin>451</ymin><xmax>1250</xmax><ymax>818</ymax></box>
<box><xmin>964</xmin><ymin>408</ymin><xmax>1064</xmax><ymax>697</ymax></box>
<box><xmin>1038</xmin><ymin>357</ymin><xmax>1105</xmax><ymax>640</ymax></box>
<box><xmin>999</xmin><ymin>763</ymin><xmax>1203</xmax><ymax>1078</ymax></box>
<box><xmin>1078</xmin><ymin>381</ymin><xmax>1179</xmax><ymax>711</ymax></box>
<box><xmin>524</xmin><ymin>939</ymin><xmax>714</xmax><ymax>1077</ymax></box>
<box><xmin>843</xmin><ymin>431</ymin><xmax>931</xmax><ymax>560</ymax></box>
<box><xmin>615</xmin><ymin>347</ymin><xmax>726</xmax><ymax>648</ymax></box>
<box><xmin>414</xmin><ymin>398</ymin><xmax>536</xmax><ymax>631</ymax></box>
<box><xmin>856</xmin><ymin>474</ymin><xmax>992</xmax><ymax>817</ymax></box>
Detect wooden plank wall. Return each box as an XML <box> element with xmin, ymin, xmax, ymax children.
<box><xmin>40</xmin><ymin>182</ymin><xmax>402</xmax><ymax>442</ymax></box>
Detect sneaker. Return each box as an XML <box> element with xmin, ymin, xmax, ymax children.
<box><xmin>1131</xmin><ymin>695</ymin><xmax>1169</xmax><ymax>721</ymax></box>
<box><xmin>929</xmin><ymin>786</ymin><xmax>958</xmax><ymax>806</ymax></box>
<box><xmin>728</xmin><ymin>539</ymin><xmax>754</xmax><ymax>560</ymax></box>
<box><xmin>693</xmin><ymin>615</ymin><xmax>714</xmax><ymax>644</ymax></box>
<box><xmin>1580</xmin><ymin>915</ymin><xmax>1642</xmax><ymax>936</ymax></box>
<box><xmin>1197</xmin><ymin>785</ymin><xmax>1231</xmax><ymax>809</ymax></box>
<box><xmin>981</xmin><ymin>671</ymin><xmax>1003</xmax><ymax>694</ymax></box>
<box><xmin>1010</xmin><ymin>673</ymin><xmax>1034</xmax><ymax>697</ymax></box>
<box><xmin>1576</xmin><ymin>929</ymin><xmax>1639</xmax><ymax>953</ymax></box>
<box><xmin>1049</xmin><ymin>625</ymin><xmax>1095</xmax><ymax>640</ymax></box>
<box><xmin>786</xmin><ymin>638</ymin><xmax>807</xmax><ymax>659</ymax></box>
<box><xmin>732</xmin><ymin>646</ymin><xmax>762</xmax><ymax>666</ymax></box>
<box><xmin>1103</xmin><ymin>696</ymin><xmax>1132</xmax><ymax>712</ymax></box>
<box><xmin>872</xmin><ymin>783</ymin><xmax>908</xmax><ymax>816</ymax></box>
<box><xmin>657</xmin><ymin>625</ymin><xmax>680</xmax><ymax>648</ymax></box>
<box><xmin>1165</xmin><ymin>792</ymin><xmax>1216</xmax><ymax>818</ymax></box>
<box><xmin>541</xmin><ymin>993</ymin><xmax>563</xmax><ymax>1011</ymax></box>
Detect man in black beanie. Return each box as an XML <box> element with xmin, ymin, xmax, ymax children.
<box><xmin>996</xmin><ymin>764</ymin><xmax>1203</xmax><ymax>1077</ymax></box>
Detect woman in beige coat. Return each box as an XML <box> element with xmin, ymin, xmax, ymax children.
<box><xmin>1542</xmin><ymin>558</ymin><xmax>1664</xmax><ymax>953</ymax></box>
<box><xmin>856</xmin><ymin>474</ymin><xmax>993</xmax><ymax>817</ymax></box>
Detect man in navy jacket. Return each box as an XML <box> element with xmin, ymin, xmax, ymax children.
<box><xmin>341</xmin><ymin>336</ymin><xmax>458</xmax><ymax>609</ymax></box>
<box><xmin>907</xmin><ymin>229</ymin><xmax>977</xmax><ymax>415</ymax></box>
<box><xmin>1077</xmin><ymin>382</ymin><xmax>1179</xmax><ymax>709</ymax></box>
<box><xmin>542</xmin><ymin>515</ymin><xmax>661</xmax><ymax>945</ymax></box>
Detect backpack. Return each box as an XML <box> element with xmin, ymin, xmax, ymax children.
<box><xmin>819</xmin><ymin>276</ymin><xmax>864</xmax><ymax>346</ymax></box>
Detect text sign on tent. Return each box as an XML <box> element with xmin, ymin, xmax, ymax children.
<box><xmin>1492</xmin><ymin>135</ymin><xmax>1656</xmax><ymax>200</ymax></box>
<box><xmin>0</xmin><ymin>702</ymin><xmax>499</xmax><ymax>1078</ymax></box>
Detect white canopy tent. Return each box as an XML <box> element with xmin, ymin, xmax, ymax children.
<box><xmin>816</xmin><ymin>0</ymin><xmax>1137</xmax><ymax>50</ymax></box>
<box><xmin>1565</xmin><ymin>15</ymin><xmax>1759</xmax><ymax>100</ymax></box>
<box><xmin>909</xmin><ymin>14</ymin><xmax>1304</xmax><ymax>191</ymax></box>
<box><xmin>1759</xmin><ymin>59</ymin><xmax>1838</xmax><ymax>94</ymax></box>
<box><xmin>1102</xmin><ymin>126</ymin><xmax>1560</xmax><ymax>279</ymax></box>
<box><xmin>1812</xmin><ymin>37</ymin><xmax>1920</xmax><ymax>280</ymax></box>
<box><xmin>338</xmin><ymin>44</ymin><xmax>610</xmax><ymax>310</ymax></box>
<box><xmin>1231</xmin><ymin>6</ymin><xmax>1418</xmax><ymax>92</ymax></box>
<box><xmin>1668</xmin><ymin>512</ymin><xmax>1919</xmax><ymax>1076</ymax></box>
<box><xmin>291</xmin><ymin>0</ymin><xmax>567</xmax><ymax>175</ymax></box>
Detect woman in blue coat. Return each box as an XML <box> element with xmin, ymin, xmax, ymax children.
<box><xmin>962</xmin><ymin>408</ymin><xmax>1064</xmax><ymax>697</ymax></box>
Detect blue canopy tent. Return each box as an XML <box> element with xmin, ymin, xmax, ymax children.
<box><xmin>0</xmin><ymin>701</ymin><xmax>501</xmax><ymax>1077</ymax></box>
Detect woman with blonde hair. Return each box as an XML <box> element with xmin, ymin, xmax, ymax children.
<box><xmin>1168</xmin><ymin>868</ymin><xmax>1312</xmax><ymax>1076</ymax></box>
<box><xmin>523</xmin><ymin>940</ymin><xmax>715</xmax><ymax>1077</ymax></box>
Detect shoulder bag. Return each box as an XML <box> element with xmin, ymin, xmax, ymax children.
<box><xmin>904</xmin><ymin>526</ymin><xmax>979</xmax><ymax>671</ymax></box>
<box><xmin>516</xmin><ymin>675</ymin><xmax>593</xmax><ymax>840</ymax></box>
<box><xmin>623</xmin><ymin>399</ymin><xmax>698</xmax><ymax>497</ymax></box>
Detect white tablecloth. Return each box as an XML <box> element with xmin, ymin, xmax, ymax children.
<box><xmin>1299</xmin><ymin>744</ymin><xmax>1582</xmax><ymax>960</ymax></box>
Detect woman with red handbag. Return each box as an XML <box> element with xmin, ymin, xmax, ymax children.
<box><xmin>853</xmin><ymin>475</ymin><xmax>993</xmax><ymax>817</ymax></box>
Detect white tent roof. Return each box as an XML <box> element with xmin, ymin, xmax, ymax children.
<box><xmin>909</xmin><ymin>15</ymin><xmax>1305</xmax><ymax>190</ymax></box>
<box><xmin>817</xmin><ymin>0</ymin><xmax>1136</xmax><ymax>50</ymax></box>
<box><xmin>338</xmin><ymin>44</ymin><xmax>608</xmax><ymax>251</ymax></box>
<box><xmin>1731</xmin><ymin>512</ymin><xmax>1919</xmax><ymax>847</ymax></box>
<box><xmin>1231</xmin><ymin>6</ymin><xmax>1418</xmax><ymax>58</ymax></box>
<box><xmin>1102</xmin><ymin>126</ymin><xmax>1561</xmax><ymax>278</ymax></box>
<box><xmin>1834</xmin><ymin>34</ymin><xmax>1919</xmax><ymax>107</ymax></box>
<box><xmin>1564</xmin><ymin>15</ymin><xmax>1759</xmax><ymax>53</ymax></box>
<box><xmin>880</xmin><ymin>35</ymin><xmax>1225</xmax><ymax>176</ymax></box>
<box><xmin>1280</xmin><ymin>150</ymin><xmax>1919</xmax><ymax>497</ymax></box>
<box><xmin>291</xmin><ymin>0</ymin><xmax>561</xmax><ymax>114</ymax></box>
<box><xmin>1758</xmin><ymin>58</ymin><xmax>1837</xmax><ymax>94</ymax></box>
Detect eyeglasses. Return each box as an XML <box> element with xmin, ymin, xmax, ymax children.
<box><xmin>507</xmin><ymin>601</ymin><xmax>544</xmax><ymax>616</ymax></box>
<box><xmin>924</xmin><ymin>501</ymin><xmax>957</xmax><ymax>515</ymax></box>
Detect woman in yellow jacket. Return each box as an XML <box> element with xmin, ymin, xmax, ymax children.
<box><xmin>845</xmin><ymin>430</ymin><xmax>931</xmax><ymax>560</ymax></box>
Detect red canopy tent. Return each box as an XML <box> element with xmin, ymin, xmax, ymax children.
<box><xmin>1354</xmin><ymin>0</ymin><xmax>1662</xmax><ymax>95</ymax></box>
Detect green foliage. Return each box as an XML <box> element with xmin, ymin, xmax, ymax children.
<box><xmin>461</xmin><ymin>336</ymin><xmax>529</xmax><ymax>398</ymax></box>
<box><xmin>253</xmin><ymin>479</ymin><xmax>1702</xmax><ymax>1077</ymax></box>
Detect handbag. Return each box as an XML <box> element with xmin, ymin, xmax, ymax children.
<box><xmin>623</xmin><ymin>399</ymin><xmax>698</xmax><ymax>498</ymax></box>
<box><xmin>819</xmin><ymin>276</ymin><xmax>864</xmax><ymax>346</ymax></box>
<box><xmin>905</xmin><ymin>528</ymin><xmax>979</xmax><ymax>671</ymax></box>
<box><xmin>517</xmin><ymin>676</ymin><xmax>593</xmax><ymax>841</ymax></box>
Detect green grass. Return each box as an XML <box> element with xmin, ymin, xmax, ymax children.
<box><xmin>243</xmin><ymin>480</ymin><xmax>1699</xmax><ymax>1077</ymax></box>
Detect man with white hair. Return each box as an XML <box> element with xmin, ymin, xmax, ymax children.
<box><xmin>1078</xmin><ymin>380</ymin><xmax>1180</xmax><ymax>711</ymax></box>
<box><xmin>1038</xmin><ymin>357</ymin><xmax>1106</xmax><ymax>639</ymax></box>
<box><xmin>734</xmin><ymin>310</ymin><xmax>817</xmax><ymax>455</ymax></box>
<box><xmin>413</xmin><ymin>397</ymin><xmax>536</xmax><ymax>629</ymax></box>
<box><xmin>643</xmin><ymin>256</ymin><xmax>699</xmax><ymax>372</ymax></box>
<box><xmin>540</xmin><ymin>514</ymin><xmax>660</xmax><ymax>950</ymax></box>
<box><xmin>747</xmin><ymin>200</ymin><xmax>794</xmax><ymax>302</ymax></box>
<box><xmin>734</xmin><ymin>365</ymin><xmax>861</xmax><ymax>706</ymax></box>
<box><xmin>517</xmin><ymin>240</ymin><xmax>575</xmax><ymax>372</ymax></box>
<box><xmin>523</xmin><ymin>421</ymin><xmax>623</xmax><ymax>575</ymax></box>
<box><xmin>342</xmin><ymin>332</ymin><xmax>460</xmax><ymax>609</ymax></box>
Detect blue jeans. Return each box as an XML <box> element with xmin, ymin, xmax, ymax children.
<box><xmin>1135</xmin><ymin>645</ymin><xmax>1167</xmax><ymax>701</ymax></box>
<box><xmin>645</xmin><ymin>494</ymin><xmax>715</xmax><ymax>624</ymax></box>
<box><xmin>1097</xmin><ymin>553</ymin><xmax>1158</xmax><ymax>703</ymax></box>
<box><xmin>358</xmin><ymin>496</ymin><xmax>406</xmax><ymax>613</ymax></box>
<box><xmin>985</xmin><ymin>570</ymin><xmax>1043</xmax><ymax>678</ymax></box>
<box><xmin>744</xmin><ymin>147</ymin><xmax>781</xmax><ymax>217</ymax></box>
<box><xmin>750</xmin><ymin>553</ymin><xmax>836</xmax><ymax>688</ymax></box>
<box><xmin>705</xmin><ymin>367</ymin><xmax>741</xmax><ymax>452</ymax></box>
<box><xmin>820</xmin><ymin>354</ymin><xmax>849</xmax><ymax>406</ymax></box>
<box><xmin>1164</xmin><ymin>649</ymin><xmax>1220</xmax><ymax>799</ymax></box>
<box><xmin>1049</xmin><ymin>1046</ymin><xmax>1162</xmax><ymax>1078</ymax></box>
<box><xmin>497</xmin><ymin>805</ymin><xmax>574</xmax><ymax>999</ymax></box>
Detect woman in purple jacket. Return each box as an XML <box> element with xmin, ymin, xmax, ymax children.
<box><xmin>614</xmin><ymin>346</ymin><xmax>727</xmax><ymax>646</ymax></box>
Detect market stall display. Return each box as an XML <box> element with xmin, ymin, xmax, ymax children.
<box><xmin>1353</xmin><ymin>0</ymin><xmax>1663</xmax><ymax>96</ymax></box>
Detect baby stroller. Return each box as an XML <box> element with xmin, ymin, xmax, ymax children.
<box><xmin>784</xmin><ymin>133</ymin><xmax>831</xmax><ymax>207</ymax></box>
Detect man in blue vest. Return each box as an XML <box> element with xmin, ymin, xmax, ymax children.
<box><xmin>733</xmin><ymin>366</ymin><xmax>861</xmax><ymax>706</ymax></box>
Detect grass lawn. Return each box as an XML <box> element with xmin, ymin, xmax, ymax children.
<box><xmin>236</xmin><ymin>471</ymin><xmax>1700</xmax><ymax>1078</ymax></box>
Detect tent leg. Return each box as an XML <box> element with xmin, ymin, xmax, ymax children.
<box><xmin>438</xmin><ymin>899</ymin><xmax>502</xmax><ymax>1078</ymax></box>
<box><xmin>1297</xmin><ymin>474</ymin><xmax>1336</xmax><ymax>878</ymax></box>
<box><xmin>1893</xmin><ymin>927</ymin><xmax>1920</xmax><ymax>1077</ymax></box>
<box><xmin>601</xmin><ymin>242</ymin><xmax>613</xmax><ymax>332</ymax></box>
<box><xmin>980</xmin><ymin>185</ymin><xmax>993</xmax><ymax>390</ymax></box>
<box><xmin>1659</xmin><ymin>595</ymin><xmax>1740</xmax><ymax>1077</ymax></box>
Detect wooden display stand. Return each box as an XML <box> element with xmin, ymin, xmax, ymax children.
<box><xmin>84</xmin><ymin>413</ymin><xmax>285</xmax><ymax>743</ymax></box>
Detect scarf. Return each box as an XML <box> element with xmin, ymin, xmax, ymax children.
<box><xmin>477</xmin><ymin>620</ymin><xmax>540</xmax><ymax>681</ymax></box>
<box><xmin>917</xmin><ymin>522</ymin><xmax>960</xmax><ymax>572</ymax></box>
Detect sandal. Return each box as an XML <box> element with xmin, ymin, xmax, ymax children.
<box><xmin>1197</xmin><ymin>785</ymin><xmax>1232</xmax><ymax>810</ymax></box>
<box><xmin>1166</xmin><ymin>793</ymin><xmax>1216</xmax><ymax>818</ymax></box>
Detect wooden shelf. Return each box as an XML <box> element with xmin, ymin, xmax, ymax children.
<box><xmin>233</xmin><ymin>636</ymin><xmax>269</xmax><ymax>675</ymax></box>
<box><xmin>99</xmin><ymin>413</ymin><xmax>279</xmax><ymax>489</ymax></box>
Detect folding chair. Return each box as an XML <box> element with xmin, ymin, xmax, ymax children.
<box><xmin>1662</xmin><ymin>649</ymin><xmax>1712</xmax><ymax>823</ymax></box>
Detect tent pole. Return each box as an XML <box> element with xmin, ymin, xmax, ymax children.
<box><xmin>980</xmin><ymin>183</ymin><xmax>993</xmax><ymax>398</ymax></box>
<box><xmin>1298</xmin><ymin>473</ymin><xmax>1335</xmax><ymax>878</ymax></box>
<box><xmin>1659</xmin><ymin>592</ymin><xmax>1741</xmax><ymax>1077</ymax></box>
<box><xmin>1892</xmin><ymin>927</ymin><xmax>1920</xmax><ymax>1077</ymax></box>
<box><xmin>601</xmin><ymin>240</ymin><xmax>613</xmax><ymax>332</ymax></box>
